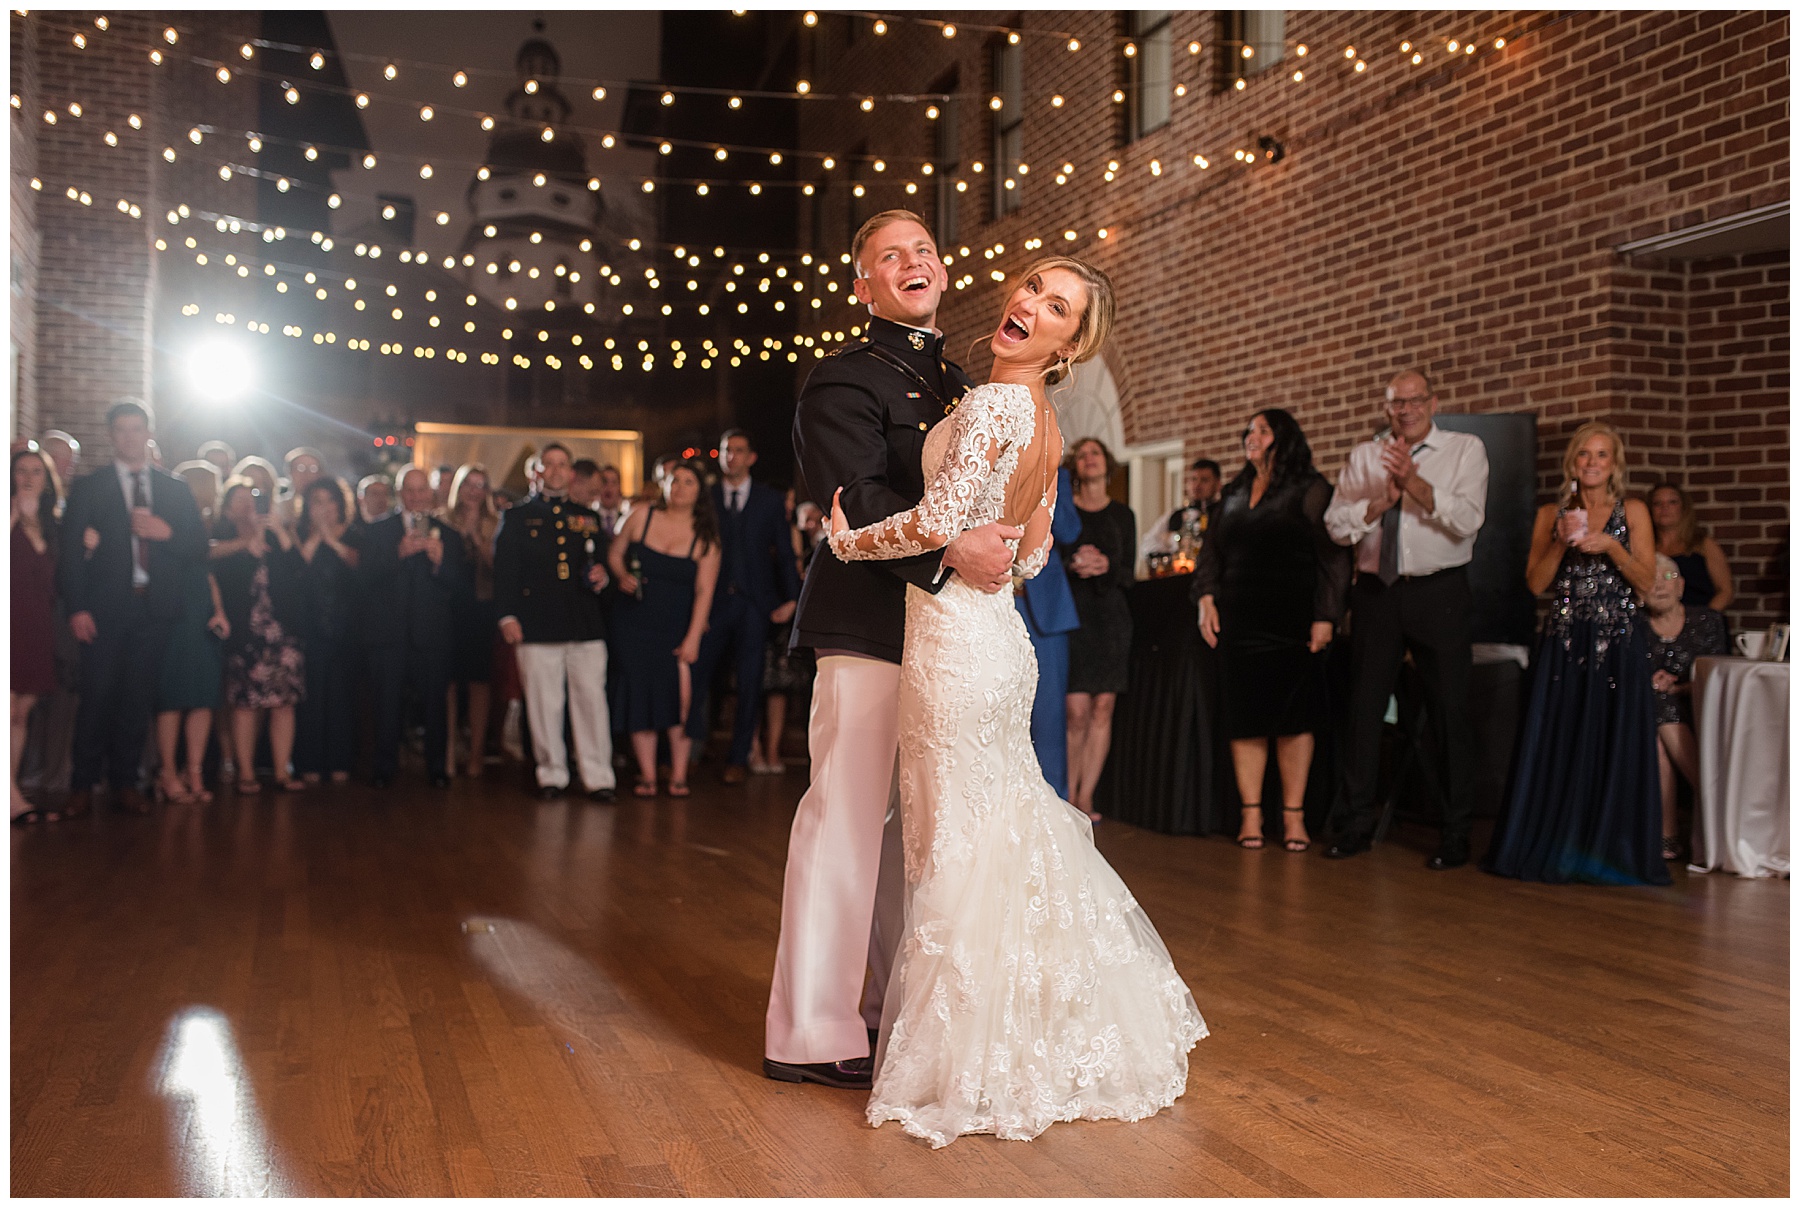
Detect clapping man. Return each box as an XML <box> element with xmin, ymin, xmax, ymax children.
<box><xmin>1323</xmin><ymin>369</ymin><xmax>1490</xmax><ymax>869</ymax></box>
<box><xmin>360</xmin><ymin>465</ymin><xmax>468</xmax><ymax>788</ymax></box>
<box><xmin>58</xmin><ymin>400</ymin><xmax>207</xmax><ymax>815</ymax></box>
<box><xmin>686</xmin><ymin>429</ymin><xmax>802</xmax><ymax>784</ymax></box>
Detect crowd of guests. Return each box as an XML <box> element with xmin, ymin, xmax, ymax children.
<box><xmin>9</xmin><ymin>401</ymin><xmax>821</xmax><ymax>821</ymax></box>
<box><xmin>10</xmin><ymin>375</ymin><xmax>1746</xmax><ymax>888</ymax></box>
<box><xmin>1180</xmin><ymin>370</ymin><xmax>1736</xmax><ymax>883</ymax></box>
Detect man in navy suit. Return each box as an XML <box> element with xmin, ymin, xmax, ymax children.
<box><xmin>1013</xmin><ymin>465</ymin><xmax>1084</xmax><ymax>800</ymax></box>
<box><xmin>686</xmin><ymin>429</ymin><xmax>802</xmax><ymax>783</ymax></box>
<box><xmin>358</xmin><ymin>464</ymin><xmax>468</xmax><ymax>788</ymax></box>
<box><xmin>58</xmin><ymin>399</ymin><xmax>208</xmax><ymax>816</ymax></box>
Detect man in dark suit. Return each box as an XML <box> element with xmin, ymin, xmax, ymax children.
<box><xmin>764</xmin><ymin>209</ymin><xmax>1017</xmax><ymax>1090</ymax></box>
<box><xmin>685</xmin><ymin>429</ymin><xmax>803</xmax><ymax>784</ymax></box>
<box><xmin>492</xmin><ymin>442</ymin><xmax>616</xmax><ymax>802</ymax></box>
<box><xmin>359</xmin><ymin>464</ymin><xmax>468</xmax><ymax>788</ymax></box>
<box><xmin>58</xmin><ymin>399</ymin><xmax>208</xmax><ymax>815</ymax></box>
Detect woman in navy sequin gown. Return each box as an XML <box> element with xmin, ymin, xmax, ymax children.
<box><xmin>1484</xmin><ymin>422</ymin><xmax>1667</xmax><ymax>885</ymax></box>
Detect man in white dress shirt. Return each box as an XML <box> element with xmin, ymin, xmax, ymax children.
<box><xmin>1323</xmin><ymin>369</ymin><xmax>1489</xmax><ymax>869</ymax></box>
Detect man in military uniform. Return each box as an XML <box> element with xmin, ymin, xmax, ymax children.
<box><xmin>763</xmin><ymin>209</ymin><xmax>1019</xmax><ymax>1089</ymax></box>
<box><xmin>493</xmin><ymin>442</ymin><xmax>617</xmax><ymax>802</ymax></box>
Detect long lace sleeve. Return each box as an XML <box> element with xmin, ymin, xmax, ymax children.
<box><xmin>829</xmin><ymin>384</ymin><xmax>1022</xmax><ymax>562</ymax></box>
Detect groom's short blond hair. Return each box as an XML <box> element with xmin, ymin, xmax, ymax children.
<box><xmin>851</xmin><ymin>209</ymin><xmax>930</xmax><ymax>276</ymax></box>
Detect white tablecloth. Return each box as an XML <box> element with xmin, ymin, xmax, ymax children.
<box><xmin>1690</xmin><ymin>656</ymin><xmax>1789</xmax><ymax>877</ymax></box>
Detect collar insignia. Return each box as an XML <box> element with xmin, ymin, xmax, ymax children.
<box><xmin>907</xmin><ymin>330</ymin><xmax>926</xmax><ymax>351</ymax></box>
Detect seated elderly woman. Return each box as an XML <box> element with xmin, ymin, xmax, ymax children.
<box><xmin>1644</xmin><ymin>552</ymin><xmax>1730</xmax><ymax>861</ymax></box>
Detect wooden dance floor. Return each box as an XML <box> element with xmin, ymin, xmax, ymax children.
<box><xmin>11</xmin><ymin>770</ymin><xmax>1788</xmax><ymax>1196</ymax></box>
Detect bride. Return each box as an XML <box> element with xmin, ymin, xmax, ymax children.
<box><xmin>826</xmin><ymin>257</ymin><xmax>1206</xmax><ymax>1148</ymax></box>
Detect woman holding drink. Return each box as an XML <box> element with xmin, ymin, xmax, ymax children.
<box><xmin>1483</xmin><ymin>422</ymin><xmax>1666</xmax><ymax>885</ymax></box>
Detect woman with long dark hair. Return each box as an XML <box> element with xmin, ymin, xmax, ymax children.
<box><xmin>606</xmin><ymin>460</ymin><xmax>721</xmax><ymax>796</ymax></box>
<box><xmin>1062</xmin><ymin>436</ymin><xmax>1136</xmax><ymax>822</ymax></box>
<box><xmin>1648</xmin><ymin>481</ymin><xmax>1733</xmax><ymax>612</ymax></box>
<box><xmin>293</xmin><ymin>477</ymin><xmax>361</xmax><ymax>784</ymax></box>
<box><xmin>11</xmin><ymin>447</ymin><xmax>63</xmax><ymax>823</ymax></box>
<box><xmin>1194</xmin><ymin>408</ymin><xmax>1350</xmax><ymax>852</ymax></box>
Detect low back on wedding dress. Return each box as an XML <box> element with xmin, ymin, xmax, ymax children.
<box><xmin>830</xmin><ymin>381</ymin><xmax>1207</xmax><ymax>1148</ymax></box>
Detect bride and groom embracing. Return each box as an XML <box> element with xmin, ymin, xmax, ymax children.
<box><xmin>764</xmin><ymin>209</ymin><xmax>1205</xmax><ymax>1148</ymax></box>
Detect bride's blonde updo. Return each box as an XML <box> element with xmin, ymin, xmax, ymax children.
<box><xmin>1024</xmin><ymin>255</ymin><xmax>1116</xmax><ymax>386</ymax></box>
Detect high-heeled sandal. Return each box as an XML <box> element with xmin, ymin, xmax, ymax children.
<box><xmin>276</xmin><ymin>777</ymin><xmax>307</xmax><ymax>792</ymax></box>
<box><xmin>1282</xmin><ymin>806</ymin><xmax>1311</xmax><ymax>853</ymax></box>
<box><xmin>236</xmin><ymin>779</ymin><xmax>262</xmax><ymax>795</ymax></box>
<box><xmin>1661</xmin><ymin>835</ymin><xmax>1683</xmax><ymax>861</ymax></box>
<box><xmin>185</xmin><ymin>772</ymin><xmax>213</xmax><ymax>803</ymax></box>
<box><xmin>1236</xmin><ymin>805</ymin><xmax>1265</xmax><ymax>849</ymax></box>
<box><xmin>666</xmin><ymin>780</ymin><xmax>691</xmax><ymax>798</ymax></box>
<box><xmin>632</xmin><ymin>778</ymin><xmax>658</xmax><ymax>798</ymax></box>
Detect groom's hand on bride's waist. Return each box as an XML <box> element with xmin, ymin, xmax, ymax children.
<box><xmin>943</xmin><ymin>522</ymin><xmax>1023</xmax><ymax>594</ymax></box>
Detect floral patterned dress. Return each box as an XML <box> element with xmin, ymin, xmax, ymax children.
<box><xmin>225</xmin><ymin>561</ymin><xmax>306</xmax><ymax>709</ymax></box>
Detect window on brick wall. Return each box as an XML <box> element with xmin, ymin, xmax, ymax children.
<box><xmin>931</xmin><ymin>72</ymin><xmax>960</xmax><ymax>248</ymax></box>
<box><xmin>1126</xmin><ymin>10</ymin><xmax>1173</xmax><ymax>141</ymax></box>
<box><xmin>990</xmin><ymin>36</ymin><xmax>1023</xmax><ymax>218</ymax></box>
<box><xmin>1215</xmin><ymin>10</ymin><xmax>1285</xmax><ymax>92</ymax></box>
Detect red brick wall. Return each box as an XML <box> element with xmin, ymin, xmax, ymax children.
<box><xmin>1682</xmin><ymin>250</ymin><xmax>1788</xmax><ymax>628</ymax></box>
<box><xmin>15</xmin><ymin>10</ymin><xmax>256</xmax><ymax>463</ymax></box>
<box><xmin>796</xmin><ymin>8</ymin><xmax>1788</xmax><ymax>630</ymax></box>
<box><xmin>10</xmin><ymin>13</ymin><xmax>41</xmax><ymax>441</ymax></box>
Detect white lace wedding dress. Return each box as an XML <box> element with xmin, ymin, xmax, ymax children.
<box><xmin>829</xmin><ymin>381</ymin><xmax>1207</xmax><ymax>1148</ymax></box>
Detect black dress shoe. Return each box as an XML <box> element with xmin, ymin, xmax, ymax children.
<box><xmin>1426</xmin><ymin>842</ymin><xmax>1470</xmax><ymax>871</ymax></box>
<box><xmin>536</xmin><ymin>785</ymin><xmax>564</xmax><ymax>800</ymax></box>
<box><xmin>762</xmin><ymin>1056</ymin><xmax>873</xmax><ymax>1090</ymax></box>
<box><xmin>429</xmin><ymin>774</ymin><xmax>451</xmax><ymax>789</ymax></box>
<box><xmin>588</xmin><ymin>787</ymin><xmax>615</xmax><ymax>803</ymax></box>
<box><xmin>1323</xmin><ymin>835</ymin><xmax>1372</xmax><ymax>860</ymax></box>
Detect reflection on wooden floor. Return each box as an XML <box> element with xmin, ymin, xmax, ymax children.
<box><xmin>11</xmin><ymin>770</ymin><xmax>1788</xmax><ymax>1196</ymax></box>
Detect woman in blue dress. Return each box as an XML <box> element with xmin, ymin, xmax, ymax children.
<box><xmin>606</xmin><ymin>460</ymin><xmax>720</xmax><ymax>797</ymax></box>
<box><xmin>1484</xmin><ymin>422</ymin><xmax>1667</xmax><ymax>885</ymax></box>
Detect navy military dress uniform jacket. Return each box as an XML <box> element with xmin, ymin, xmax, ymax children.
<box><xmin>492</xmin><ymin>492</ymin><xmax>608</xmax><ymax>644</ymax></box>
<box><xmin>791</xmin><ymin>316</ymin><xmax>974</xmax><ymax>663</ymax></box>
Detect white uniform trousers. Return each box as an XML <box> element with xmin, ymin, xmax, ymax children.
<box><xmin>514</xmin><ymin>640</ymin><xmax>615</xmax><ymax>791</ymax></box>
<box><xmin>766</xmin><ymin>654</ymin><xmax>907</xmax><ymax>1065</ymax></box>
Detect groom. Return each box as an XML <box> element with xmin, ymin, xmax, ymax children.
<box><xmin>764</xmin><ymin>210</ymin><xmax>1019</xmax><ymax>1088</ymax></box>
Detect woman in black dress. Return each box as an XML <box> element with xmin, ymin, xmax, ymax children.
<box><xmin>606</xmin><ymin>461</ymin><xmax>720</xmax><ymax>797</ymax></box>
<box><xmin>1194</xmin><ymin>409</ymin><xmax>1350</xmax><ymax>852</ymax></box>
<box><xmin>1063</xmin><ymin>437</ymin><xmax>1136</xmax><ymax>822</ymax></box>
<box><xmin>1648</xmin><ymin>481</ymin><xmax>1734</xmax><ymax>612</ymax></box>
<box><xmin>293</xmin><ymin>478</ymin><xmax>361</xmax><ymax>785</ymax></box>
<box><xmin>11</xmin><ymin>447</ymin><xmax>61</xmax><ymax>823</ymax></box>
<box><xmin>153</xmin><ymin>462</ymin><xmax>229</xmax><ymax>804</ymax></box>
<box><xmin>1644</xmin><ymin>553</ymin><xmax>1729</xmax><ymax>861</ymax></box>
<box><xmin>211</xmin><ymin>479</ymin><xmax>308</xmax><ymax>793</ymax></box>
<box><xmin>1483</xmin><ymin>422</ymin><xmax>1666</xmax><ymax>885</ymax></box>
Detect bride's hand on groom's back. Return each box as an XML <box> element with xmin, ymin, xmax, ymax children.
<box><xmin>945</xmin><ymin>522</ymin><xmax>1023</xmax><ymax>594</ymax></box>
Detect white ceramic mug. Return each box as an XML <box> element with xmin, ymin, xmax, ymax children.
<box><xmin>1736</xmin><ymin>631</ymin><xmax>1767</xmax><ymax>659</ymax></box>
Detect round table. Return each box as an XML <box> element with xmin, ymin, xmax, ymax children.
<box><xmin>1690</xmin><ymin>655</ymin><xmax>1789</xmax><ymax>877</ymax></box>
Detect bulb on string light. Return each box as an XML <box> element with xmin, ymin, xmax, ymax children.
<box><xmin>796</xmin><ymin>80</ymin><xmax>811</xmax><ymax>94</ymax></box>
<box><xmin>542</xmin><ymin>126</ymin><xmax>554</xmax><ymax>141</ymax></box>
<box><xmin>362</xmin><ymin>153</ymin><xmax>376</xmax><ymax>168</ymax></box>
<box><xmin>524</xmin><ymin>79</ymin><xmax>538</xmax><ymax>94</ymax></box>
<box><xmin>873</xmin><ymin>20</ymin><xmax>886</xmax><ymax>34</ymax></box>
<box><xmin>642</xmin><ymin>180</ymin><xmax>655</xmax><ymax>192</ymax></box>
<box><xmin>247</xmin><ymin>135</ymin><xmax>262</xmax><ymax>151</ymax></box>
<box><xmin>419</xmin><ymin>164</ymin><xmax>433</xmax><ymax>179</ymax></box>
<box><xmin>163</xmin><ymin>147</ymin><xmax>176</xmax><ymax>162</ymax></box>
<box><xmin>1411</xmin><ymin>52</ymin><xmax>1422</xmax><ymax>64</ymax></box>
<box><xmin>311</xmin><ymin>51</ymin><xmax>325</xmax><ymax>70</ymax></box>
<box><xmin>926</xmin><ymin>104</ymin><xmax>940</xmax><ymax>120</ymax></box>
<box><xmin>1466</xmin><ymin>43</ymin><xmax>1477</xmax><ymax>54</ymax></box>
<box><xmin>802</xmin><ymin>10</ymin><xmax>817</xmax><ymax>25</ymax></box>
<box><xmin>1400</xmin><ymin>41</ymin><xmax>1412</xmax><ymax>52</ymax></box>
<box><xmin>164</xmin><ymin>27</ymin><xmax>178</xmax><ymax>43</ymax></box>
<box><xmin>481</xmin><ymin>115</ymin><xmax>495</xmax><ymax>130</ymax></box>
<box><xmin>1068</xmin><ymin>38</ymin><xmax>1081</xmax><ymax>51</ymax></box>
<box><xmin>1355</xmin><ymin>60</ymin><xmax>1367</xmax><ymax>71</ymax></box>
<box><xmin>1050</xmin><ymin>94</ymin><xmax>1065</xmax><ymax>107</ymax></box>
<box><xmin>587</xmin><ymin>176</ymin><xmax>599</xmax><ymax>189</ymax></box>
<box><xmin>1345</xmin><ymin>46</ymin><xmax>1357</xmax><ymax>59</ymax></box>
<box><xmin>1190</xmin><ymin>40</ymin><xmax>1203</xmax><ymax>54</ymax></box>
<box><xmin>128</xmin><ymin>113</ymin><xmax>141</xmax><ymax>128</ymax></box>
<box><xmin>304</xmin><ymin>145</ymin><xmax>318</xmax><ymax>160</ymax></box>
<box><xmin>861</xmin><ymin>97</ymin><xmax>874</xmax><ymax>112</ymax></box>
<box><xmin>1448</xmin><ymin>40</ymin><xmax>1460</xmax><ymax>53</ymax></box>
<box><xmin>215</xmin><ymin>66</ymin><xmax>231</xmax><ymax>83</ymax></box>
<box><xmin>1234</xmin><ymin>78</ymin><xmax>1247</xmax><ymax>90</ymax></box>
<box><xmin>356</xmin><ymin>93</ymin><xmax>369</xmax><ymax>108</ymax></box>
<box><xmin>240</xmin><ymin>42</ymin><xmax>254</xmax><ymax>58</ymax></box>
<box><xmin>1242</xmin><ymin>44</ymin><xmax>1254</xmax><ymax>58</ymax></box>
<box><xmin>1112</xmin><ymin>89</ymin><xmax>1125</xmax><ymax>103</ymax></box>
<box><xmin>941</xmin><ymin>23</ymin><xmax>955</xmax><ymax>38</ymax></box>
<box><xmin>1008</xmin><ymin>31</ymin><xmax>1021</xmax><ymax>45</ymax></box>
<box><xmin>284</xmin><ymin>86</ymin><xmax>299</xmax><ymax>104</ymax></box>
<box><xmin>73</xmin><ymin>32</ymin><xmax>86</xmax><ymax>48</ymax></box>
<box><xmin>729</xmin><ymin>96</ymin><xmax>742</xmax><ymax>109</ymax></box>
<box><xmin>383</xmin><ymin>62</ymin><xmax>397</xmax><ymax>80</ymax></box>
<box><xmin>420</xmin><ymin>105</ymin><xmax>433</xmax><ymax>120</ymax></box>
<box><xmin>1124</xmin><ymin>42</ymin><xmax>1137</xmax><ymax>57</ymax></box>
<box><xmin>592</xmin><ymin>86</ymin><xmax>607</xmax><ymax>100</ymax></box>
<box><xmin>1293</xmin><ymin>70</ymin><xmax>1304</xmax><ymax>81</ymax></box>
<box><xmin>1296</xmin><ymin>44</ymin><xmax>1308</xmax><ymax>56</ymax></box>
<box><xmin>1494</xmin><ymin>38</ymin><xmax>1506</xmax><ymax>49</ymax></box>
